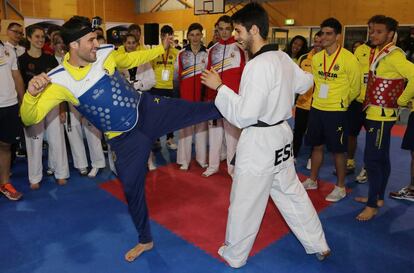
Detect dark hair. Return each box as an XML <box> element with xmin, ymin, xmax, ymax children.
<box><xmin>128</xmin><ymin>24</ymin><xmax>141</xmax><ymax>33</ymax></box>
<box><xmin>216</xmin><ymin>15</ymin><xmax>232</xmax><ymax>26</ymax></box>
<box><xmin>231</xmin><ymin>2</ymin><xmax>269</xmax><ymax>39</ymax></box>
<box><xmin>26</xmin><ymin>25</ymin><xmax>45</xmax><ymax>38</ymax></box>
<box><xmin>286</xmin><ymin>35</ymin><xmax>308</xmax><ymax>58</ymax></box>
<box><xmin>7</xmin><ymin>22</ymin><xmax>22</xmax><ymax>30</ymax></box>
<box><xmin>123</xmin><ymin>33</ymin><xmax>137</xmax><ymax>43</ymax></box>
<box><xmin>188</xmin><ymin>23</ymin><xmax>203</xmax><ymax>34</ymax></box>
<box><xmin>315</xmin><ymin>30</ymin><xmax>322</xmax><ymax>37</ymax></box>
<box><xmin>367</xmin><ymin>15</ymin><xmax>386</xmax><ymax>25</ymax></box>
<box><xmin>320</xmin><ymin>17</ymin><xmax>342</xmax><ymax>34</ymax></box>
<box><xmin>371</xmin><ymin>16</ymin><xmax>399</xmax><ymax>33</ymax></box>
<box><xmin>61</xmin><ymin>16</ymin><xmax>91</xmax><ymax>46</ymax></box>
<box><xmin>160</xmin><ymin>25</ymin><xmax>173</xmax><ymax>35</ymax></box>
<box><xmin>47</xmin><ymin>24</ymin><xmax>61</xmax><ymax>37</ymax></box>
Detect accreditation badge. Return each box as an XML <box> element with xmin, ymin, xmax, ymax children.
<box><xmin>319</xmin><ymin>84</ymin><xmax>329</xmax><ymax>99</ymax></box>
<box><xmin>161</xmin><ymin>69</ymin><xmax>170</xmax><ymax>81</ymax></box>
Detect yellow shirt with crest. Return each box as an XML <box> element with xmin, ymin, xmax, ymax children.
<box><xmin>151</xmin><ymin>47</ymin><xmax>178</xmax><ymax>90</ymax></box>
<box><xmin>296</xmin><ymin>49</ymin><xmax>316</xmax><ymax>110</ymax></box>
<box><xmin>20</xmin><ymin>45</ymin><xmax>165</xmax><ymax>139</ymax></box>
<box><xmin>366</xmin><ymin>46</ymin><xmax>414</xmax><ymax>121</ymax></box>
<box><xmin>312</xmin><ymin>46</ymin><xmax>361</xmax><ymax>111</ymax></box>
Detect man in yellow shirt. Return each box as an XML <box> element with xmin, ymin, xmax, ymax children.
<box><xmin>303</xmin><ymin>18</ymin><xmax>361</xmax><ymax>202</ymax></box>
<box><xmin>293</xmin><ymin>31</ymin><xmax>322</xmax><ymax>163</ymax></box>
<box><xmin>354</xmin><ymin>16</ymin><xmax>414</xmax><ymax>221</ymax></box>
<box><xmin>351</xmin><ymin>15</ymin><xmax>386</xmax><ymax>183</ymax></box>
<box><xmin>150</xmin><ymin>25</ymin><xmax>180</xmax><ymax>149</ymax></box>
<box><xmin>20</xmin><ymin>16</ymin><xmax>221</xmax><ymax>262</ymax></box>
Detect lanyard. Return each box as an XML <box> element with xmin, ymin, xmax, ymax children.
<box><xmin>370</xmin><ymin>43</ymin><xmax>393</xmax><ymax>66</ymax></box>
<box><xmin>162</xmin><ymin>48</ymin><xmax>170</xmax><ymax>67</ymax></box>
<box><xmin>323</xmin><ymin>46</ymin><xmax>342</xmax><ymax>80</ymax></box>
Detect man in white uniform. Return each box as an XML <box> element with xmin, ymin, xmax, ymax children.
<box><xmin>201</xmin><ymin>3</ymin><xmax>330</xmax><ymax>268</ymax></box>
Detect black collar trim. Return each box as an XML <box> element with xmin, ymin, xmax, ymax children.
<box><xmin>251</xmin><ymin>44</ymin><xmax>278</xmax><ymax>59</ymax></box>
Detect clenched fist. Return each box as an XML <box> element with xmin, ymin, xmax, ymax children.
<box><xmin>27</xmin><ymin>73</ymin><xmax>51</xmax><ymax>97</ymax></box>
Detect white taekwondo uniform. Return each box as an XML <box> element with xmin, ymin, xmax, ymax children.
<box><xmin>215</xmin><ymin>45</ymin><xmax>330</xmax><ymax>268</ymax></box>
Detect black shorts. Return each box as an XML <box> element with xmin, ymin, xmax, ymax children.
<box><xmin>401</xmin><ymin>112</ymin><xmax>414</xmax><ymax>151</ymax></box>
<box><xmin>305</xmin><ymin>107</ymin><xmax>348</xmax><ymax>153</ymax></box>
<box><xmin>347</xmin><ymin>100</ymin><xmax>365</xmax><ymax>136</ymax></box>
<box><xmin>0</xmin><ymin>104</ymin><xmax>23</xmax><ymax>144</ymax></box>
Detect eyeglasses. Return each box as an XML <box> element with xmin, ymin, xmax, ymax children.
<box><xmin>8</xmin><ymin>29</ymin><xmax>24</xmax><ymax>35</ymax></box>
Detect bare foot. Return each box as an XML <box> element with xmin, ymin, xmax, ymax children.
<box><xmin>316</xmin><ymin>250</ymin><xmax>331</xmax><ymax>261</ymax></box>
<box><xmin>125</xmin><ymin>242</ymin><xmax>154</xmax><ymax>262</ymax></box>
<box><xmin>354</xmin><ymin>196</ymin><xmax>384</xmax><ymax>207</ymax></box>
<box><xmin>57</xmin><ymin>179</ymin><xmax>67</xmax><ymax>186</ymax></box>
<box><xmin>30</xmin><ymin>183</ymin><xmax>40</xmax><ymax>190</ymax></box>
<box><xmin>356</xmin><ymin>206</ymin><xmax>378</xmax><ymax>221</ymax></box>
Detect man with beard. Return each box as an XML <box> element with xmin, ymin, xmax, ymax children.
<box><xmin>201</xmin><ymin>3</ymin><xmax>330</xmax><ymax>268</ymax></box>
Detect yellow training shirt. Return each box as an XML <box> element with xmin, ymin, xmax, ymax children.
<box><xmin>354</xmin><ymin>43</ymin><xmax>372</xmax><ymax>103</ymax></box>
<box><xmin>151</xmin><ymin>47</ymin><xmax>178</xmax><ymax>90</ymax></box>
<box><xmin>312</xmin><ymin>46</ymin><xmax>361</xmax><ymax>111</ymax></box>
<box><xmin>20</xmin><ymin>45</ymin><xmax>165</xmax><ymax>139</ymax></box>
<box><xmin>366</xmin><ymin>47</ymin><xmax>414</xmax><ymax>121</ymax></box>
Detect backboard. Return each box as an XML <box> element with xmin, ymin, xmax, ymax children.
<box><xmin>194</xmin><ymin>0</ymin><xmax>225</xmax><ymax>15</ymax></box>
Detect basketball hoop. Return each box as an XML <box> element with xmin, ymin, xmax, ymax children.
<box><xmin>194</xmin><ymin>0</ymin><xmax>225</xmax><ymax>15</ymax></box>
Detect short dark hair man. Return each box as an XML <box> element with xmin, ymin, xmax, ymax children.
<box><xmin>202</xmin><ymin>3</ymin><xmax>330</xmax><ymax>268</ymax></box>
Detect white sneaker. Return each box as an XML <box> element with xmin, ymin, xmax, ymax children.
<box><xmin>306</xmin><ymin>158</ymin><xmax>312</xmax><ymax>170</ymax></box>
<box><xmin>356</xmin><ymin>168</ymin><xmax>368</xmax><ymax>183</ymax></box>
<box><xmin>79</xmin><ymin>168</ymin><xmax>88</xmax><ymax>176</ymax></box>
<box><xmin>166</xmin><ymin>139</ymin><xmax>177</xmax><ymax>150</ymax></box>
<box><xmin>46</xmin><ymin>168</ymin><xmax>54</xmax><ymax>176</ymax></box>
<box><xmin>148</xmin><ymin>161</ymin><xmax>157</xmax><ymax>171</ymax></box>
<box><xmin>197</xmin><ymin>161</ymin><xmax>208</xmax><ymax>168</ymax></box>
<box><xmin>88</xmin><ymin>167</ymin><xmax>99</xmax><ymax>178</ymax></box>
<box><xmin>179</xmin><ymin>163</ymin><xmax>189</xmax><ymax>171</ymax></box>
<box><xmin>325</xmin><ymin>186</ymin><xmax>346</xmax><ymax>202</ymax></box>
<box><xmin>202</xmin><ymin>167</ymin><xmax>218</xmax><ymax>177</ymax></box>
<box><xmin>302</xmin><ymin>178</ymin><xmax>318</xmax><ymax>190</ymax></box>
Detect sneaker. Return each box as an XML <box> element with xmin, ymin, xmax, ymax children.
<box><xmin>88</xmin><ymin>167</ymin><xmax>99</xmax><ymax>178</ymax></box>
<box><xmin>202</xmin><ymin>167</ymin><xmax>219</xmax><ymax>177</ymax></box>
<box><xmin>325</xmin><ymin>186</ymin><xmax>346</xmax><ymax>202</ymax></box>
<box><xmin>356</xmin><ymin>168</ymin><xmax>368</xmax><ymax>183</ymax></box>
<box><xmin>148</xmin><ymin>161</ymin><xmax>157</xmax><ymax>171</ymax></box>
<box><xmin>197</xmin><ymin>161</ymin><xmax>208</xmax><ymax>168</ymax></box>
<box><xmin>306</xmin><ymin>159</ymin><xmax>312</xmax><ymax>170</ymax></box>
<box><xmin>79</xmin><ymin>168</ymin><xmax>88</xmax><ymax>176</ymax></box>
<box><xmin>166</xmin><ymin>139</ymin><xmax>177</xmax><ymax>150</ymax></box>
<box><xmin>302</xmin><ymin>178</ymin><xmax>318</xmax><ymax>190</ymax></box>
<box><xmin>179</xmin><ymin>163</ymin><xmax>189</xmax><ymax>171</ymax></box>
<box><xmin>0</xmin><ymin>183</ymin><xmax>22</xmax><ymax>201</ymax></box>
<box><xmin>389</xmin><ymin>187</ymin><xmax>414</xmax><ymax>201</ymax></box>
<box><xmin>46</xmin><ymin>168</ymin><xmax>55</xmax><ymax>176</ymax></box>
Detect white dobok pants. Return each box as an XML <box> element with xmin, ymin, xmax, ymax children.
<box><xmin>218</xmin><ymin>122</ymin><xmax>329</xmax><ymax>268</ymax></box>
<box><xmin>64</xmin><ymin>105</ymin><xmax>106</xmax><ymax>170</ymax></box>
<box><xmin>207</xmin><ymin>118</ymin><xmax>240</xmax><ymax>175</ymax></box>
<box><xmin>176</xmin><ymin>122</ymin><xmax>208</xmax><ymax>166</ymax></box>
<box><xmin>24</xmin><ymin>106</ymin><xmax>69</xmax><ymax>184</ymax></box>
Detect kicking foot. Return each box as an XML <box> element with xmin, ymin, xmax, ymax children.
<box><xmin>354</xmin><ymin>196</ymin><xmax>384</xmax><ymax>207</ymax></box>
<box><xmin>356</xmin><ymin>206</ymin><xmax>378</xmax><ymax>221</ymax></box>
<box><xmin>125</xmin><ymin>242</ymin><xmax>154</xmax><ymax>262</ymax></box>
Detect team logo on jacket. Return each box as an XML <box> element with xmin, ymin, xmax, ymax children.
<box><xmin>333</xmin><ymin>64</ymin><xmax>340</xmax><ymax>71</ymax></box>
<box><xmin>169</xmin><ymin>55</ymin><xmax>173</xmax><ymax>60</ymax></box>
<box><xmin>230</xmin><ymin>52</ymin><xmax>235</xmax><ymax>58</ymax></box>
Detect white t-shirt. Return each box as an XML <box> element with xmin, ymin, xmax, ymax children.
<box><xmin>4</xmin><ymin>41</ymin><xmax>26</xmax><ymax>57</ymax></box>
<box><xmin>0</xmin><ymin>41</ymin><xmax>18</xmax><ymax>107</ymax></box>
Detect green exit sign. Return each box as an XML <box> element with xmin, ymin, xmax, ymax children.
<box><xmin>284</xmin><ymin>19</ymin><xmax>295</xmax><ymax>26</ymax></box>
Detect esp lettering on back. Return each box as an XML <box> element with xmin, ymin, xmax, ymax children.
<box><xmin>274</xmin><ymin>143</ymin><xmax>293</xmax><ymax>166</ymax></box>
